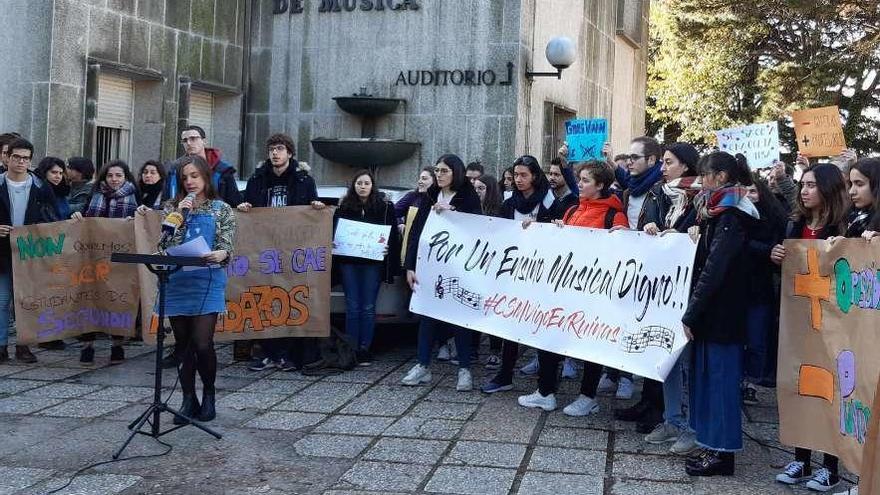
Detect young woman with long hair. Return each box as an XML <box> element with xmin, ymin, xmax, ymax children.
<box><xmin>682</xmin><ymin>152</ymin><xmax>760</xmax><ymax>477</ymax></box>
<box><xmin>138</xmin><ymin>159</ymin><xmax>168</xmax><ymax>209</ymax></box>
<box><xmin>401</xmin><ymin>154</ymin><xmax>482</xmax><ymax>391</ymax></box>
<box><xmin>394</xmin><ymin>165</ymin><xmax>435</xmax><ymax>225</ymax></box>
<box><xmin>152</xmin><ymin>155</ymin><xmax>236</xmax><ymax>424</ymax></box>
<box><xmin>844</xmin><ymin>157</ymin><xmax>880</xmax><ymax>240</ymax></box>
<box><xmin>333</xmin><ymin>169</ymin><xmax>400</xmax><ymax>366</ymax></box>
<box><xmin>771</xmin><ymin>163</ymin><xmax>851</xmax><ymax>492</ymax></box>
<box><xmin>481</xmin><ymin>155</ymin><xmax>558</xmax><ymax>394</ymax></box>
<box><xmin>35</xmin><ymin>157</ymin><xmax>71</xmax><ymax>220</ymax></box>
<box><xmin>73</xmin><ymin>160</ymin><xmax>141</xmax><ymax>365</ymax></box>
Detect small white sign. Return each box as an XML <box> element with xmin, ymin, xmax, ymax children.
<box><xmin>715</xmin><ymin>121</ymin><xmax>780</xmax><ymax>169</ymax></box>
<box><xmin>333</xmin><ymin>218</ymin><xmax>391</xmax><ymax>261</ymax></box>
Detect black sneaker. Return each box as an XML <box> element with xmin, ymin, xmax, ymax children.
<box><xmin>80</xmin><ymin>346</ymin><xmax>95</xmax><ymax>364</ymax></box>
<box><xmin>110</xmin><ymin>345</ymin><xmax>125</xmax><ymax>365</ymax></box>
<box><xmin>356</xmin><ymin>350</ymin><xmax>373</xmax><ymax>367</ymax></box>
<box><xmin>248</xmin><ymin>357</ymin><xmax>277</xmax><ymax>371</ymax></box>
<box><xmin>15</xmin><ymin>345</ymin><xmax>37</xmax><ymax>363</ymax></box>
<box><xmin>0</xmin><ymin>346</ymin><xmax>8</xmax><ymax>363</ymax></box>
<box><xmin>742</xmin><ymin>384</ymin><xmax>759</xmax><ymax>405</ymax></box>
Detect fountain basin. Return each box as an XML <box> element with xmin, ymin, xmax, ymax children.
<box><xmin>332</xmin><ymin>96</ymin><xmax>403</xmax><ymax>118</ymax></box>
<box><xmin>311</xmin><ymin>138</ymin><xmax>420</xmax><ymax>168</ymax></box>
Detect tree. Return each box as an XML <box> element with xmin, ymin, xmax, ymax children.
<box><xmin>647</xmin><ymin>0</ymin><xmax>880</xmax><ymax>156</ymax></box>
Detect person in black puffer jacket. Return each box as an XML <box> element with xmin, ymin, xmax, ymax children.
<box><xmin>401</xmin><ymin>154</ymin><xmax>482</xmax><ymax>392</ymax></box>
<box><xmin>332</xmin><ymin>169</ymin><xmax>400</xmax><ymax>366</ymax></box>
<box><xmin>683</xmin><ymin>152</ymin><xmax>759</xmax><ymax>477</ymax></box>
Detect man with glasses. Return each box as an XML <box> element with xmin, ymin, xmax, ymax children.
<box><xmin>605</xmin><ymin>136</ymin><xmax>667</xmax><ymax>433</ymax></box>
<box><xmin>237</xmin><ymin>133</ymin><xmax>325</xmax><ymax>372</ymax></box>
<box><xmin>0</xmin><ymin>138</ymin><xmax>60</xmax><ymax>363</ymax></box>
<box><xmin>164</xmin><ymin>125</ymin><xmax>243</xmax><ymax>208</ymax></box>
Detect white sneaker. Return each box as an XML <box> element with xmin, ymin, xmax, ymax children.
<box><xmin>401</xmin><ymin>364</ymin><xmax>432</xmax><ymax>386</ymax></box>
<box><xmin>456</xmin><ymin>368</ymin><xmax>473</xmax><ymax>391</ymax></box>
<box><xmin>597</xmin><ymin>373</ymin><xmax>616</xmax><ymax>396</ymax></box>
<box><xmin>834</xmin><ymin>487</ymin><xmax>857</xmax><ymax>495</ymax></box>
<box><xmin>563</xmin><ymin>395</ymin><xmax>600</xmax><ymax>416</ymax></box>
<box><xmin>644</xmin><ymin>422</ymin><xmax>679</xmax><ymax>444</ymax></box>
<box><xmin>518</xmin><ymin>390</ymin><xmax>557</xmax><ymax>411</ymax></box>
<box><xmin>776</xmin><ymin>461</ymin><xmax>809</xmax><ymax>485</ymax></box>
<box><xmin>437</xmin><ymin>343</ymin><xmax>451</xmax><ymax>361</ymax></box>
<box><xmin>561</xmin><ymin>358</ymin><xmax>577</xmax><ymax>379</ymax></box>
<box><xmin>670</xmin><ymin>431</ymin><xmax>698</xmax><ymax>455</ymax></box>
<box><xmin>615</xmin><ymin>377</ymin><xmax>634</xmax><ymax>400</ymax></box>
<box><xmin>520</xmin><ymin>356</ymin><xmax>539</xmax><ymax>375</ymax></box>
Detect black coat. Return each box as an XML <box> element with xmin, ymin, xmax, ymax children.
<box><xmin>549</xmin><ymin>191</ymin><xmax>579</xmax><ymax>222</ymax></box>
<box><xmin>682</xmin><ymin>209</ymin><xmax>754</xmax><ymax>344</ymax></box>
<box><xmin>404</xmin><ymin>186</ymin><xmax>482</xmax><ymax>271</ymax></box>
<box><xmin>746</xmin><ymin>207</ymin><xmax>786</xmax><ymax>302</ymax></box>
<box><xmin>332</xmin><ymin>200</ymin><xmax>401</xmax><ymax>283</ymax></box>
<box><xmin>622</xmin><ymin>181</ymin><xmax>666</xmax><ymax>230</ymax></box>
<box><xmin>243</xmin><ymin>159</ymin><xmax>318</xmax><ymax>207</ymax></box>
<box><xmin>785</xmin><ymin>218</ymin><xmax>841</xmax><ymax>240</ymax></box>
<box><xmin>499</xmin><ymin>190</ymin><xmax>557</xmax><ymax>222</ymax></box>
<box><xmin>0</xmin><ymin>174</ymin><xmax>60</xmax><ymax>274</ymax></box>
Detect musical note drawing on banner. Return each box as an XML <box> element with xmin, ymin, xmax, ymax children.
<box><xmin>619</xmin><ymin>326</ymin><xmax>675</xmax><ymax>354</ymax></box>
<box><xmin>434</xmin><ymin>275</ymin><xmax>482</xmax><ymax>310</ymax></box>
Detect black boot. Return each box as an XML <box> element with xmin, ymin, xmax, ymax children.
<box><xmin>686</xmin><ymin>451</ymin><xmax>734</xmax><ymax>476</ymax></box>
<box><xmin>174</xmin><ymin>394</ymin><xmax>201</xmax><ymax>425</ymax></box>
<box><xmin>198</xmin><ymin>391</ymin><xmax>216</xmax><ymax>422</ymax></box>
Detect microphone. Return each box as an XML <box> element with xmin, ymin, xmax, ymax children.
<box><xmin>159</xmin><ymin>212</ymin><xmax>184</xmax><ymax>245</ymax></box>
<box><xmin>181</xmin><ymin>192</ymin><xmax>197</xmax><ymax>221</ymax></box>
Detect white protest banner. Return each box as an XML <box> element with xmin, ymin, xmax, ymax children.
<box><xmin>715</xmin><ymin>121</ymin><xmax>780</xmax><ymax>169</ymax></box>
<box><xmin>333</xmin><ymin>218</ymin><xmax>392</xmax><ymax>261</ymax></box>
<box><xmin>410</xmin><ymin>211</ymin><xmax>697</xmax><ymax>381</ymax></box>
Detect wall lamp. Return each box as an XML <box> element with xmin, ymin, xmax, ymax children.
<box><xmin>525</xmin><ymin>36</ymin><xmax>577</xmax><ymax>81</ymax></box>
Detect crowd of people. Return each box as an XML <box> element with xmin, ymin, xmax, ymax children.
<box><xmin>0</xmin><ymin>126</ymin><xmax>877</xmax><ymax>490</ymax></box>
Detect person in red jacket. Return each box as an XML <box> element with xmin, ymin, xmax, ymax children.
<box><xmin>517</xmin><ymin>161</ymin><xmax>628</xmax><ymax>415</ymax></box>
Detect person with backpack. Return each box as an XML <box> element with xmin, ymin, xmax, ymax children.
<box><xmin>332</xmin><ymin>169</ymin><xmax>400</xmax><ymax>366</ymax></box>
<box><xmin>516</xmin><ymin>161</ymin><xmax>628</xmax><ymax>414</ymax></box>
<box><xmin>401</xmin><ymin>154</ymin><xmax>482</xmax><ymax>391</ymax></box>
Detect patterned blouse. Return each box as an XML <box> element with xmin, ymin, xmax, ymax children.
<box><xmin>159</xmin><ymin>199</ymin><xmax>236</xmax><ymax>262</ymax></box>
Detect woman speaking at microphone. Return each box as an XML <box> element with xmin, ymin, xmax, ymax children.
<box><xmin>142</xmin><ymin>156</ymin><xmax>236</xmax><ymax>423</ymax></box>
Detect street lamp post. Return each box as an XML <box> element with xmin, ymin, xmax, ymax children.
<box><xmin>525</xmin><ymin>36</ymin><xmax>577</xmax><ymax>81</ymax></box>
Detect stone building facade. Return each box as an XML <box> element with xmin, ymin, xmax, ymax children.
<box><xmin>0</xmin><ymin>0</ymin><xmax>647</xmax><ymax>187</ymax></box>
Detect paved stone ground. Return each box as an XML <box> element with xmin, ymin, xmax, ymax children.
<box><xmin>0</xmin><ymin>339</ymin><xmax>860</xmax><ymax>495</ymax></box>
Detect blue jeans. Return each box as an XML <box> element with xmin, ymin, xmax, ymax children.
<box><xmin>744</xmin><ymin>304</ymin><xmax>771</xmax><ymax>383</ymax></box>
<box><xmin>663</xmin><ymin>344</ymin><xmax>693</xmax><ymax>431</ymax></box>
<box><xmin>417</xmin><ymin>316</ymin><xmax>471</xmax><ymax>369</ymax></box>
<box><xmin>0</xmin><ymin>273</ymin><xmax>10</xmax><ymax>346</ymax></box>
<box><xmin>690</xmin><ymin>340</ymin><xmax>743</xmax><ymax>451</ymax></box>
<box><xmin>340</xmin><ymin>263</ymin><xmax>383</xmax><ymax>351</ymax></box>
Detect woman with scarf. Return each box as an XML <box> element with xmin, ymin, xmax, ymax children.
<box><xmin>73</xmin><ymin>160</ymin><xmax>140</xmax><ymax>365</ymax></box>
<box><xmin>138</xmin><ymin>160</ymin><xmax>167</xmax><ymax>209</ymax></box>
<box><xmin>35</xmin><ymin>157</ymin><xmax>71</xmax><ymax>222</ymax></box>
<box><xmin>473</xmin><ymin>174</ymin><xmax>505</xmax><ymax>368</ymax></box>
<box><xmin>481</xmin><ymin>155</ymin><xmax>558</xmax><ymax>394</ymax></box>
<box><xmin>639</xmin><ymin>143</ymin><xmax>702</xmax><ymax>454</ymax></box>
<box><xmin>517</xmin><ymin>161</ymin><xmax>628</xmax><ymax>414</ymax></box>
<box><xmin>682</xmin><ymin>152</ymin><xmax>759</xmax><ymax>477</ymax></box>
<box><xmin>771</xmin><ymin>164</ymin><xmax>850</xmax><ymax>492</ymax></box>
<box><xmin>401</xmin><ymin>154</ymin><xmax>482</xmax><ymax>391</ymax></box>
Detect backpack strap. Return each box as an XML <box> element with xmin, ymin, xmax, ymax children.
<box><xmin>604</xmin><ymin>207</ymin><xmax>618</xmax><ymax>229</ymax></box>
<box><xmin>562</xmin><ymin>205</ymin><xmax>577</xmax><ymax>224</ymax></box>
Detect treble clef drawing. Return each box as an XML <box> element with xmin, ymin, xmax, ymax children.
<box><xmin>619</xmin><ymin>326</ymin><xmax>675</xmax><ymax>354</ymax></box>
<box><xmin>434</xmin><ymin>275</ymin><xmax>482</xmax><ymax>310</ymax></box>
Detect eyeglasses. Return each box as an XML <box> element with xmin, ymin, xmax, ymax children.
<box><xmin>434</xmin><ymin>167</ymin><xmax>452</xmax><ymax>175</ymax></box>
<box><xmin>180</xmin><ymin>136</ymin><xmax>203</xmax><ymax>144</ymax></box>
<box><xmin>9</xmin><ymin>153</ymin><xmax>32</xmax><ymax>163</ymax></box>
<box><xmin>624</xmin><ymin>154</ymin><xmax>647</xmax><ymax>162</ymax></box>
<box><xmin>268</xmin><ymin>145</ymin><xmax>288</xmax><ymax>154</ymax></box>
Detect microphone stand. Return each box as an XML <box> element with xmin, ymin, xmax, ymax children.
<box><xmin>109</xmin><ymin>252</ymin><xmax>222</xmax><ymax>460</ymax></box>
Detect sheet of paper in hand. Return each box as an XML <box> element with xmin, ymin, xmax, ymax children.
<box><xmin>333</xmin><ymin>218</ymin><xmax>391</xmax><ymax>261</ymax></box>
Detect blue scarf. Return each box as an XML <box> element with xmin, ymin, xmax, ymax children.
<box><xmin>628</xmin><ymin>162</ymin><xmax>663</xmax><ymax>198</ymax></box>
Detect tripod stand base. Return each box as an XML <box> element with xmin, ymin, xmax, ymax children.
<box><xmin>113</xmin><ymin>402</ymin><xmax>222</xmax><ymax>459</ymax></box>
